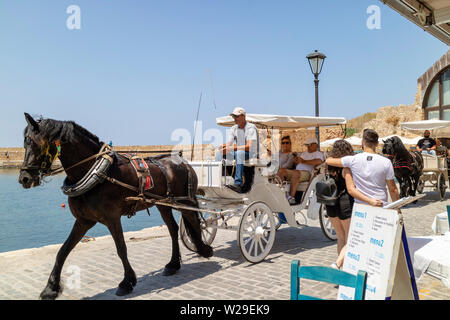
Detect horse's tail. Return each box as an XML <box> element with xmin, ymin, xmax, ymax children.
<box><xmin>180</xmin><ymin>198</ymin><xmax>213</xmax><ymax>258</ymax></box>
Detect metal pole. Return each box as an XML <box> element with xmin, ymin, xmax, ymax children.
<box><xmin>314</xmin><ymin>75</ymin><xmax>320</xmax><ymax>150</ymax></box>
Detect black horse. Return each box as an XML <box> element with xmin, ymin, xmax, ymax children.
<box><xmin>382</xmin><ymin>136</ymin><xmax>424</xmax><ymax>198</ymax></box>
<box><xmin>18</xmin><ymin>113</ymin><xmax>213</xmax><ymax>299</ymax></box>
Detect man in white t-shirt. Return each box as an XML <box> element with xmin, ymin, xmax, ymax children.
<box><xmin>216</xmin><ymin>107</ymin><xmax>258</xmax><ymax>193</ymax></box>
<box><xmin>326</xmin><ymin>129</ymin><xmax>400</xmax><ymax>208</ymax></box>
<box><xmin>278</xmin><ymin>137</ymin><xmax>324</xmax><ymax>204</ymax></box>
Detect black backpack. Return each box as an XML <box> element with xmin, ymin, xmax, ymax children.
<box><xmin>315</xmin><ymin>178</ymin><xmax>339</xmax><ymax>206</ymax></box>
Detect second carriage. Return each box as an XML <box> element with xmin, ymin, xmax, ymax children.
<box><xmin>179</xmin><ymin>113</ymin><xmax>347</xmax><ymax>263</ymax></box>
<box><xmin>401</xmin><ymin>120</ymin><xmax>450</xmax><ymax>201</ymax></box>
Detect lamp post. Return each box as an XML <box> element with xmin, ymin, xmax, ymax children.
<box><xmin>306</xmin><ymin>50</ymin><xmax>326</xmax><ymax>150</ymax></box>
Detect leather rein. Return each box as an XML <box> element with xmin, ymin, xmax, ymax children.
<box><xmin>31</xmin><ymin>142</ymin><xmax>195</xmax><ymax>217</ymax></box>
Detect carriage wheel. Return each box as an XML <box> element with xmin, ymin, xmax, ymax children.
<box><xmin>319</xmin><ymin>205</ymin><xmax>337</xmax><ymax>241</ymax></box>
<box><xmin>179</xmin><ymin>212</ymin><xmax>218</xmax><ymax>252</ymax></box>
<box><xmin>438</xmin><ymin>173</ymin><xmax>447</xmax><ymax>201</ymax></box>
<box><xmin>238</xmin><ymin>202</ymin><xmax>276</xmax><ymax>263</ymax></box>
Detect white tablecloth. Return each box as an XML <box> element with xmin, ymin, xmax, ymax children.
<box><xmin>431</xmin><ymin>212</ymin><xmax>449</xmax><ymax>234</ymax></box>
<box><xmin>407</xmin><ymin>234</ymin><xmax>450</xmax><ymax>288</ymax></box>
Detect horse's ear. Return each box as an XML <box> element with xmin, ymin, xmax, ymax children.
<box><xmin>24</xmin><ymin>113</ymin><xmax>39</xmax><ymax>132</ymax></box>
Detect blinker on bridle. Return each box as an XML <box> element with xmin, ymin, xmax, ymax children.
<box><xmin>21</xmin><ymin>139</ymin><xmax>62</xmax><ymax>176</ymax></box>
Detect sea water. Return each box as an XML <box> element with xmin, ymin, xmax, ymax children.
<box><xmin>0</xmin><ymin>169</ymin><xmax>177</xmax><ymax>253</ymax></box>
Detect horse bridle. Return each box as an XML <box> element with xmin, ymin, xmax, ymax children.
<box><xmin>21</xmin><ymin>138</ymin><xmax>112</xmax><ymax>178</ymax></box>
<box><xmin>20</xmin><ymin>139</ymin><xmax>61</xmax><ymax>177</ymax></box>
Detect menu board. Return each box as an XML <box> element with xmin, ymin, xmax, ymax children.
<box><xmin>338</xmin><ymin>203</ymin><xmax>403</xmax><ymax>300</ymax></box>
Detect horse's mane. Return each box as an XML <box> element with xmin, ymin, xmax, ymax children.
<box><xmin>31</xmin><ymin>117</ymin><xmax>102</xmax><ymax>147</ymax></box>
<box><xmin>389</xmin><ymin>136</ymin><xmax>411</xmax><ymax>159</ymax></box>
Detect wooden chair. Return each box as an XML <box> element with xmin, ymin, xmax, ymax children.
<box><xmin>290</xmin><ymin>260</ymin><xmax>368</xmax><ymax>300</ymax></box>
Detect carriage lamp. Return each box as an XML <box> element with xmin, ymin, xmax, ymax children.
<box><xmin>306</xmin><ymin>50</ymin><xmax>326</xmax><ymax>149</ymax></box>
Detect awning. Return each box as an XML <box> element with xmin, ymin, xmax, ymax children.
<box><xmin>216</xmin><ymin>114</ymin><xmax>346</xmax><ymax>130</ymax></box>
<box><xmin>401</xmin><ymin>119</ymin><xmax>450</xmax><ymax>137</ymax></box>
<box><xmin>381</xmin><ymin>0</ymin><xmax>450</xmax><ymax>45</ymax></box>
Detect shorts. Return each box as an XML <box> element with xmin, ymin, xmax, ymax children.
<box><xmin>285</xmin><ymin>169</ymin><xmax>311</xmax><ymax>182</ymax></box>
<box><xmin>325</xmin><ymin>193</ymin><xmax>354</xmax><ymax>220</ymax></box>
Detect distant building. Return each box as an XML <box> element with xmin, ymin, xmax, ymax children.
<box><xmin>418</xmin><ymin>50</ymin><xmax>450</xmax><ymax>121</ymax></box>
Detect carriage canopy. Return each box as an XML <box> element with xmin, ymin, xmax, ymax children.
<box><xmin>400</xmin><ymin>120</ymin><xmax>450</xmax><ymax>138</ymax></box>
<box><xmin>216</xmin><ymin>114</ymin><xmax>347</xmax><ymax>130</ymax></box>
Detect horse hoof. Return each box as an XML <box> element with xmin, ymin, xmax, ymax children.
<box><xmin>39</xmin><ymin>288</ymin><xmax>59</xmax><ymax>300</ymax></box>
<box><xmin>198</xmin><ymin>245</ymin><xmax>213</xmax><ymax>258</ymax></box>
<box><xmin>115</xmin><ymin>284</ymin><xmax>133</xmax><ymax>297</ymax></box>
<box><xmin>162</xmin><ymin>267</ymin><xmax>178</xmax><ymax>276</ymax></box>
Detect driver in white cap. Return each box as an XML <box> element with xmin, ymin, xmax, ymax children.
<box><xmin>277</xmin><ymin>137</ymin><xmax>324</xmax><ymax>204</ymax></box>
<box><xmin>216</xmin><ymin>107</ymin><xmax>258</xmax><ymax>193</ymax></box>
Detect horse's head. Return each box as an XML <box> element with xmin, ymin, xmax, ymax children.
<box><xmin>19</xmin><ymin>113</ymin><xmax>60</xmax><ymax>189</ymax></box>
<box><xmin>382</xmin><ymin>138</ymin><xmax>394</xmax><ymax>157</ymax></box>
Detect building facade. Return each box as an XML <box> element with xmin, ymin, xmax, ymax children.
<box><xmin>418</xmin><ymin>50</ymin><xmax>450</xmax><ymax>121</ymax></box>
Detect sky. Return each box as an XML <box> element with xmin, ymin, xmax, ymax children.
<box><xmin>0</xmin><ymin>0</ymin><xmax>448</xmax><ymax>147</ymax></box>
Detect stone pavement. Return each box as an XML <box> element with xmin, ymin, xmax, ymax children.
<box><xmin>0</xmin><ymin>192</ymin><xmax>449</xmax><ymax>300</ymax></box>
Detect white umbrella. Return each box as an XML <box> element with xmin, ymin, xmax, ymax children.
<box><xmin>320</xmin><ymin>138</ymin><xmax>341</xmax><ymax>148</ymax></box>
<box><xmin>379</xmin><ymin>135</ymin><xmax>410</xmax><ymax>145</ymax></box>
<box><xmin>404</xmin><ymin>136</ymin><xmax>421</xmax><ymax>145</ymax></box>
<box><xmin>344</xmin><ymin>136</ymin><xmax>362</xmax><ymax>146</ymax></box>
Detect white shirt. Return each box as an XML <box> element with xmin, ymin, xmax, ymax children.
<box><xmin>295</xmin><ymin>151</ymin><xmax>324</xmax><ymax>173</ymax></box>
<box><xmin>341</xmin><ymin>152</ymin><xmax>395</xmax><ymax>205</ymax></box>
<box><xmin>227</xmin><ymin>122</ymin><xmax>258</xmax><ymax>146</ymax></box>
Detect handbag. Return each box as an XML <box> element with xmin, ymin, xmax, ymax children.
<box><xmin>315</xmin><ymin>177</ymin><xmax>339</xmax><ymax>206</ymax></box>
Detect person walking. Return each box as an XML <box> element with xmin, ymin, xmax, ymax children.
<box><xmin>324</xmin><ymin>139</ymin><xmax>383</xmax><ymax>269</ymax></box>
<box><xmin>326</xmin><ymin>129</ymin><xmax>400</xmax><ymax>208</ymax></box>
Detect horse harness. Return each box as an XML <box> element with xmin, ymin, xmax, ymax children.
<box><xmin>58</xmin><ymin>144</ymin><xmax>195</xmax><ymax>218</ymax></box>
<box><xmin>385</xmin><ymin>153</ymin><xmax>414</xmax><ymax>172</ymax></box>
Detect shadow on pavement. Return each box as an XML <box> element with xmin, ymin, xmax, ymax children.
<box><xmin>208</xmin><ymin>224</ymin><xmax>336</xmax><ymax>266</ymax></box>
<box><xmin>84</xmin><ymin>260</ymin><xmax>222</xmax><ymax>300</ymax></box>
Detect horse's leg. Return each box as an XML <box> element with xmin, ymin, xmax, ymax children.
<box><xmin>397</xmin><ymin>177</ymin><xmax>405</xmax><ymax>198</ymax></box>
<box><xmin>157</xmin><ymin>205</ymin><xmax>181</xmax><ymax>276</ymax></box>
<box><xmin>407</xmin><ymin>176</ymin><xmax>414</xmax><ymax>197</ymax></box>
<box><xmin>180</xmin><ymin>206</ymin><xmax>213</xmax><ymax>259</ymax></box>
<box><xmin>105</xmin><ymin>218</ymin><xmax>137</xmax><ymax>296</ymax></box>
<box><xmin>40</xmin><ymin>219</ymin><xmax>96</xmax><ymax>300</ymax></box>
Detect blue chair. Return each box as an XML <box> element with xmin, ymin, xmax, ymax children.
<box><xmin>290</xmin><ymin>260</ymin><xmax>368</xmax><ymax>300</ymax></box>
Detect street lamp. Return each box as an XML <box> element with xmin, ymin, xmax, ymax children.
<box><xmin>306</xmin><ymin>50</ymin><xmax>326</xmax><ymax>149</ymax></box>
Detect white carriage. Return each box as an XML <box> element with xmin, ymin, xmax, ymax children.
<box><xmin>179</xmin><ymin>114</ymin><xmax>347</xmax><ymax>263</ymax></box>
<box><xmin>401</xmin><ymin>120</ymin><xmax>450</xmax><ymax>201</ymax></box>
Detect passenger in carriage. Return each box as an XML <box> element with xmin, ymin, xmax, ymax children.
<box><xmin>278</xmin><ymin>135</ymin><xmax>295</xmax><ymax>170</ymax></box>
<box><xmin>215</xmin><ymin>107</ymin><xmax>258</xmax><ymax>193</ymax></box>
<box><xmin>416</xmin><ymin>130</ymin><xmax>437</xmax><ymax>156</ymax></box>
<box><xmin>277</xmin><ymin>137</ymin><xmax>324</xmax><ymax>205</ymax></box>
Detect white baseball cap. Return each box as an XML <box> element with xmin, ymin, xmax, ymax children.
<box><xmin>230</xmin><ymin>107</ymin><xmax>246</xmax><ymax>117</ymax></box>
<box><xmin>304</xmin><ymin>137</ymin><xmax>318</xmax><ymax>145</ymax></box>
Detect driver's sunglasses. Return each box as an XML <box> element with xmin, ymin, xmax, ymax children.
<box><xmin>281</xmin><ymin>141</ymin><xmax>290</xmax><ymax>145</ymax></box>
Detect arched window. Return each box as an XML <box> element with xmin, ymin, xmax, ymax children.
<box><xmin>424</xmin><ymin>67</ymin><xmax>450</xmax><ymax>120</ymax></box>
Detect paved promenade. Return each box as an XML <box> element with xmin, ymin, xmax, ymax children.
<box><xmin>0</xmin><ymin>191</ymin><xmax>449</xmax><ymax>300</ymax></box>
